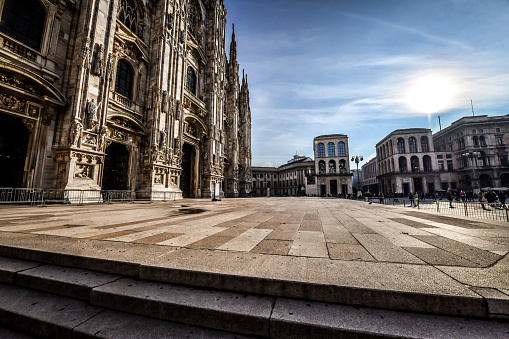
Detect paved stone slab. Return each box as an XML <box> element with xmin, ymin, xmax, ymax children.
<box><xmin>413</xmin><ymin>235</ymin><xmax>502</xmax><ymax>267</ymax></box>
<box><xmin>250</xmin><ymin>239</ymin><xmax>292</xmax><ymax>255</ymax></box>
<box><xmin>327</xmin><ymin>243</ymin><xmax>376</xmax><ymax>261</ymax></box>
<box><xmin>353</xmin><ymin>233</ymin><xmax>424</xmax><ymax>264</ymax></box>
<box><xmin>288</xmin><ymin>231</ymin><xmax>328</xmax><ymax>257</ymax></box>
<box><xmin>90</xmin><ymin>277</ymin><xmax>275</xmax><ymax>337</ymax></box>
<box><xmin>218</xmin><ymin>229</ymin><xmax>273</xmax><ymax>252</ymax></box>
<box><xmin>403</xmin><ymin>247</ymin><xmax>481</xmax><ymax>267</ymax></box>
<box><xmin>270</xmin><ymin>297</ymin><xmax>509</xmax><ymax>339</ymax></box>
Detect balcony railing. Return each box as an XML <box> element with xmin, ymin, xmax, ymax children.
<box><xmin>1</xmin><ymin>35</ymin><xmax>37</xmax><ymax>62</ymax></box>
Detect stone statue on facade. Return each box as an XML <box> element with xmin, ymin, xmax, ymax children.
<box><xmin>70</xmin><ymin>119</ymin><xmax>83</xmax><ymax>147</ymax></box>
<box><xmin>92</xmin><ymin>44</ymin><xmax>104</xmax><ymax>77</ymax></box>
<box><xmin>99</xmin><ymin>126</ymin><xmax>111</xmax><ymax>151</ymax></box>
<box><xmin>86</xmin><ymin>99</ymin><xmax>99</xmax><ymax>129</ymax></box>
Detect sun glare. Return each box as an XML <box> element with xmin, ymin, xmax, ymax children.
<box><xmin>406</xmin><ymin>75</ymin><xmax>457</xmax><ymax>114</ymax></box>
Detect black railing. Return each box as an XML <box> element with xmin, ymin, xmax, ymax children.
<box><xmin>364</xmin><ymin>197</ymin><xmax>509</xmax><ymax>222</ymax></box>
<box><xmin>0</xmin><ymin>188</ymin><xmax>180</xmax><ymax>206</ymax></box>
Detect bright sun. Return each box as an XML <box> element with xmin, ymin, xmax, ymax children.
<box><xmin>406</xmin><ymin>75</ymin><xmax>457</xmax><ymax>114</ymax></box>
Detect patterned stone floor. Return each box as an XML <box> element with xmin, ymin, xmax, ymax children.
<box><xmin>0</xmin><ymin>197</ymin><xmax>507</xmax><ymax>268</ymax></box>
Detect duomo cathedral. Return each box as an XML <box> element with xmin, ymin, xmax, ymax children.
<box><xmin>0</xmin><ymin>0</ymin><xmax>252</xmax><ymax>198</ymax></box>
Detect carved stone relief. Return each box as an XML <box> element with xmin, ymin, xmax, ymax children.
<box><xmin>75</xmin><ymin>164</ymin><xmax>92</xmax><ymax>179</ymax></box>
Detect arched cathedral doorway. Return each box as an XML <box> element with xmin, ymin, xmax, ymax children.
<box><xmin>102</xmin><ymin>143</ymin><xmax>129</xmax><ymax>190</ymax></box>
<box><xmin>0</xmin><ymin>115</ymin><xmax>30</xmax><ymax>187</ymax></box>
<box><xmin>180</xmin><ymin>143</ymin><xmax>194</xmax><ymax>198</ymax></box>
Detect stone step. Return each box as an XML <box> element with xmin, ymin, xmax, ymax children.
<box><xmin>1</xmin><ymin>255</ymin><xmax>508</xmax><ymax>338</ymax></box>
<box><xmin>0</xmin><ymin>243</ymin><xmax>494</xmax><ymax>318</ymax></box>
<box><xmin>0</xmin><ymin>284</ymin><xmax>256</xmax><ymax>339</ymax></box>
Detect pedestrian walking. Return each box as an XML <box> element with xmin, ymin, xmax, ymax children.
<box><xmin>447</xmin><ymin>190</ymin><xmax>454</xmax><ymax>208</ymax></box>
<box><xmin>478</xmin><ymin>191</ymin><xmax>487</xmax><ymax>210</ymax></box>
<box><xmin>409</xmin><ymin>192</ymin><xmax>415</xmax><ymax>207</ymax></box>
<box><xmin>413</xmin><ymin>192</ymin><xmax>419</xmax><ymax>208</ymax></box>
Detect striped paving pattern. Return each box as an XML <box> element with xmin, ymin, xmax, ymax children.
<box><xmin>0</xmin><ymin>198</ymin><xmax>507</xmax><ymax>267</ymax></box>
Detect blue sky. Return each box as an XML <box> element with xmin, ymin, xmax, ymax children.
<box><xmin>224</xmin><ymin>0</ymin><xmax>509</xmax><ymax>168</ymax></box>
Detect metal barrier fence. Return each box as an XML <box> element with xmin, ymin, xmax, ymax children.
<box><xmin>0</xmin><ymin>188</ymin><xmax>180</xmax><ymax>206</ymax></box>
<box><xmin>365</xmin><ymin>197</ymin><xmax>509</xmax><ymax>222</ymax></box>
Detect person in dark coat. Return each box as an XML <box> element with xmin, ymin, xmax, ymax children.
<box><xmin>498</xmin><ymin>191</ymin><xmax>506</xmax><ymax>208</ymax></box>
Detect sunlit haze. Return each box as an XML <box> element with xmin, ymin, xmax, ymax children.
<box><xmin>224</xmin><ymin>0</ymin><xmax>509</xmax><ymax>168</ymax></box>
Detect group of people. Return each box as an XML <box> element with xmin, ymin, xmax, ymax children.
<box><xmin>446</xmin><ymin>188</ymin><xmax>507</xmax><ymax>209</ymax></box>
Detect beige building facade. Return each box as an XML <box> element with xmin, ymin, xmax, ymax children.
<box><xmin>433</xmin><ymin>115</ymin><xmax>509</xmax><ymax>191</ymax></box>
<box><xmin>252</xmin><ymin>155</ymin><xmax>317</xmax><ymax>197</ymax></box>
<box><xmin>0</xmin><ymin>0</ymin><xmax>251</xmax><ymax>199</ymax></box>
<box><xmin>314</xmin><ymin>134</ymin><xmax>352</xmax><ymax>197</ymax></box>
<box><xmin>376</xmin><ymin>128</ymin><xmax>438</xmax><ymax>196</ymax></box>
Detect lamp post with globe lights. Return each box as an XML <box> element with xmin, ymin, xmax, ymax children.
<box><xmin>351</xmin><ymin>155</ymin><xmax>364</xmax><ymax>197</ymax></box>
<box><xmin>462</xmin><ymin>151</ymin><xmax>482</xmax><ymax>192</ymax></box>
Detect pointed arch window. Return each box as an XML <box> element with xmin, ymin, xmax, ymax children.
<box><xmin>327</xmin><ymin>142</ymin><xmax>335</xmax><ymax>157</ymax></box>
<box><xmin>186</xmin><ymin>67</ymin><xmax>197</xmax><ymax>95</ymax></box>
<box><xmin>118</xmin><ymin>0</ymin><xmax>139</xmax><ymax>35</ymax></box>
<box><xmin>338</xmin><ymin>142</ymin><xmax>346</xmax><ymax>156</ymax></box>
<box><xmin>0</xmin><ymin>0</ymin><xmax>46</xmax><ymax>50</ymax></box>
<box><xmin>317</xmin><ymin>143</ymin><xmax>325</xmax><ymax>157</ymax></box>
<box><xmin>115</xmin><ymin>59</ymin><xmax>133</xmax><ymax>99</ymax></box>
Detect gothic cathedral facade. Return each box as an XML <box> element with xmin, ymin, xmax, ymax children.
<box><xmin>0</xmin><ymin>0</ymin><xmax>252</xmax><ymax>199</ymax></box>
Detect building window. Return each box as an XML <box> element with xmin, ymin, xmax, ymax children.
<box><xmin>437</xmin><ymin>154</ymin><xmax>443</xmax><ymax>159</ymax></box>
<box><xmin>317</xmin><ymin>143</ymin><xmax>325</xmax><ymax>157</ymax></box>
<box><xmin>500</xmin><ymin>155</ymin><xmax>509</xmax><ymax>166</ymax></box>
<box><xmin>398</xmin><ymin>157</ymin><xmax>407</xmax><ymax>173</ymax></box>
<box><xmin>496</xmin><ymin>128</ymin><xmax>501</xmax><ymax>132</ymax></box>
<box><xmin>410</xmin><ymin>156</ymin><xmax>419</xmax><ymax>173</ymax></box>
<box><xmin>421</xmin><ymin>136</ymin><xmax>429</xmax><ymax>152</ymax></box>
<box><xmin>318</xmin><ymin>160</ymin><xmax>326</xmax><ymax>174</ymax></box>
<box><xmin>338</xmin><ymin>159</ymin><xmax>346</xmax><ymax>172</ymax></box>
<box><xmin>0</xmin><ymin>0</ymin><xmax>46</xmax><ymax>50</ymax></box>
<box><xmin>338</xmin><ymin>142</ymin><xmax>346</xmax><ymax>156</ymax></box>
<box><xmin>447</xmin><ymin>160</ymin><xmax>454</xmax><ymax>171</ymax></box>
<box><xmin>327</xmin><ymin>142</ymin><xmax>335</xmax><ymax>157</ymax></box>
<box><xmin>423</xmin><ymin>155</ymin><xmax>432</xmax><ymax>172</ymax></box>
<box><xmin>115</xmin><ymin>59</ymin><xmax>133</xmax><ymax>99</ymax></box>
<box><xmin>118</xmin><ymin>0</ymin><xmax>139</xmax><ymax>35</ymax></box>
<box><xmin>328</xmin><ymin>160</ymin><xmax>336</xmax><ymax>173</ymax></box>
<box><xmin>397</xmin><ymin>138</ymin><xmax>405</xmax><ymax>153</ymax></box>
<box><xmin>497</xmin><ymin>136</ymin><xmax>504</xmax><ymax>146</ymax></box>
<box><xmin>479</xmin><ymin>136</ymin><xmax>486</xmax><ymax>146</ymax></box>
<box><xmin>473</xmin><ymin>136</ymin><xmax>479</xmax><ymax>146</ymax></box>
<box><xmin>409</xmin><ymin>137</ymin><xmax>417</xmax><ymax>153</ymax></box>
<box><xmin>438</xmin><ymin>160</ymin><xmax>444</xmax><ymax>171</ymax></box>
<box><xmin>186</xmin><ymin>67</ymin><xmax>197</xmax><ymax>95</ymax></box>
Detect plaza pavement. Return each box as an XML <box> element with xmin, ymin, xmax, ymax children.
<box><xmin>0</xmin><ymin>197</ymin><xmax>508</xmax><ymax>337</ymax></box>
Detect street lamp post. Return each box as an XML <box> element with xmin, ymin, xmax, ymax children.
<box><xmin>462</xmin><ymin>151</ymin><xmax>481</xmax><ymax>192</ymax></box>
<box><xmin>351</xmin><ymin>155</ymin><xmax>364</xmax><ymax>197</ymax></box>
